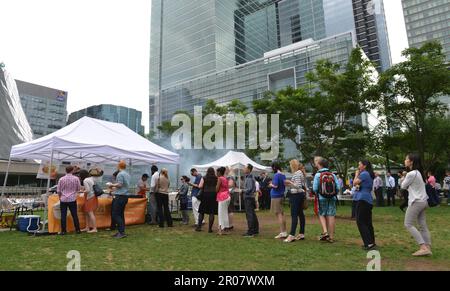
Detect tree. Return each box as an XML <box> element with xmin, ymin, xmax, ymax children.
<box><xmin>254</xmin><ymin>48</ymin><xmax>376</xmax><ymax>174</ymax></box>
<box><xmin>376</xmin><ymin>41</ymin><xmax>450</xmax><ymax>165</ymax></box>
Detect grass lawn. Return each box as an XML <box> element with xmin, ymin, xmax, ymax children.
<box><xmin>0</xmin><ymin>204</ymin><xmax>449</xmax><ymax>271</ymax></box>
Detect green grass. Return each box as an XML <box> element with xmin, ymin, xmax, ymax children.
<box><xmin>0</xmin><ymin>205</ymin><xmax>449</xmax><ymax>271</ymax></box>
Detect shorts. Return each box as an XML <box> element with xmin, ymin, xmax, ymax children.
<box><xmin>318</xmin><ymin>198</ymin><xmax>337</xmax><ymax>217</ymax></box>
<box><xmin>271</xmin><ymin>198</ymin><xmax>284</xmax><ymax>214</ymax></box>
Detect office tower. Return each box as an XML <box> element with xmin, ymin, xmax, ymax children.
<box><xmin>0</xmin><ymin>63</ymin><xmax>33</xmax><ymax>159</ymax></box>
<box><xmin>16</xmin><ymin>80</ymin><xmax>68</xmax><ymax>139</ymax></box>
<box><xmin>68</xmin><ymin>104</ymin><xmax>145</xmax><ymax>135</ymax></box>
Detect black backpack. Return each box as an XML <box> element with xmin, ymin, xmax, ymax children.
<box><xmin>93</xmin><ymin>184</ymin><xmax>104</xmax><ymax>197</ymax></box>
<box><xmin>318</xmin><ymin>172</ymin><xmax>338</xmax><ymax>199</ymax></box>
<box><xmin>426</xmin><ymin>184</ymin><xmax>439</xmax><ymax>207</ymax></box>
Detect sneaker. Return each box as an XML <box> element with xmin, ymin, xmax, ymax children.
<box><xmin>275</xmin><ymin>232</ymin><xmax>288</xmax><ymax>239</ymax></box>
<box><xmin>283</xmin><ymin>235</ymin><xmax>296</xmax><ymax>243</ymax></box>
<box><xmin>87</xmin><ymin>229</ymin><xmax>98</xmax><ymax>234</ymax></box>
<box><xmin>58</xmin><ymin>232</ymin><xmax>66</xmax><ymax>236</ymax></box>
<box><xmin>112</xmin><ymin>233</ymin><xmax>127</xmax><ymax>239</ymax></box>
<box><xmin>243</xmin><ymin>233</ymin><xmax>255</xmax><ymax>238</ymax></box>
<box><xmin>295</xmin><ymin>234</ymin><xmax>305</xmax><ymax>241</ymax></box>
<box><xmin>363</xmin><ymin>244</ymin><xmax>377</xmax><ymax>251</ymax></box>
<box><xmin>412</xmin><ymin>249</ymin><xmax>432</xmax><ymax>257</ymax></box>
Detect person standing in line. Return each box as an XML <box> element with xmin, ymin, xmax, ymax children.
<box><xmin>111</xmin><ymin>160</ymin><xmax>131</xmax><ymax>239</ymax></box>
<box><xmin>107</xmin><ymin>170</ymin><xmax>119</xmax><ymax>231</ymax></box>
<box><xmin>196</xmin><ymin>167</ymin><xmax>218</xmax><ymax>233</ymax></box>
<box><xmin>353</xmin><ymin>160</ymin><xmax>377</xmax><ymax>250</ymax></box>
<box><xmin>373</xmin><ymin>172</ymin><xmax>384</xmax><ymax>207</ymax></box>
<box><xmin>57</xmin><ymin>166</ymin><xmax>82</xmax><ymax>235</ymax></box>
<box><xmin>399</xmin><ymin>171</ymin><xmax>409</xmax><ymax>212</ymax></box>
<box><xmin>189</xmin><ymin>168</ymin><xmax>203</xmax><ymax>228</ymax></box>
<box><xmin>178</xmin><ymin>176</ymin><xmax>190</xmax><ymax>225</ymax></box>
<box><xmin>255</xmin><ymin>179</ymin><xmax>261</xmax><ymax>211</ymax></box>
<box><xmin>269</xmin><ymin>162</ymin><xmax>288</xmax><ymax>240</ymax></box>
<box><xmin>216</xmin><ymin>167</ymin><xmax>230</xmax><ymax>235</ymax></box>
<box><xmin>137</xmin><ymin>174</ymin><xmax>149</xmax><ymax>198</ymax></box>
<box><xmin>80</xmin><ymin>169</ymin><xmax>99</xmax><ymax>234</ymax></box>
<box><xmin>227</xmin><ymin>176</ymin><xmax>237</xmax><ymax>231</ymax></box>
<box><xmin>156</xmin><ymin>168</ymin><xmax>173</xmax><ymax>228</ymax></box>
<box><xmin>385</xmin><ymin>171</ymin><xmax>396</xmax><ymax>206</ymax></box>
<box><xmin>443</xmin><ymin>170</ymin><xmax>450</xmax><ymax>205</ymax></box>
<box><xmin>427</xmin><ymin>171</ymin><xmax>436</xmax><ymax>189</ymax></box>
<box><xmin>243</xmin><ymin>164</ymin><xmax>259</xmax><ymax>237</ymax></box>
<box><xmin>401</xmin><ymin>153</ymin><xmax>432</xmax><ymax>257</ymax></box>
<box><xmin>259</xmin><ymin>172</ymin><xmax>271</xmax><ymax>210</ymax></box>
<box><xmin>148</xmin><ymin>165</ymin><xmax>160</xmax><ymax>225</ymax></box>
<box><xmin>313</xmin><ymin>157</ymin><xmax>340</xmax><ymax>243</ymax></box>
<box><xmin>284</xmin><ymin>160</ymin><xmax>307</xmax><ymax>243</ymax></box>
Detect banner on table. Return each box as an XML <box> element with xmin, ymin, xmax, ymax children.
<box><xmin>47</xmin><ymin>195</ymin><xmax>146</xmax><ymax>233</ymax></box>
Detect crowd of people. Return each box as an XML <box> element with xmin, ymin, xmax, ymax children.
<box><xmin>54</xmin><ymin>153</ymin><xmax>447</xmax><ymax>257</ymax></box>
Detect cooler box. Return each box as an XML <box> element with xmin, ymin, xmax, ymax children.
<box><xmin>17</xmin><ymin>215</ymin><xmax>40</xmax><ymax>233</ymax></box>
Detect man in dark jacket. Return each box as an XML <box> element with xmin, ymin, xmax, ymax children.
<box><xmin>243</xmin><ymin>164</ymin><xmax>259</xmax><ymax>237</ymax></box>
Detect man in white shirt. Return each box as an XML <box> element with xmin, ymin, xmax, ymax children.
<box><xmin>373</xmin><ymin>172</ymin><xmax>384</xmax><ymax>207</ymax></box>
<box><xmin>147</xmin><ymin>165</ymin><xmax>160</xmax><ymax>225</ymax></box>
<box><xmin>385</xmin><ymin>171</ymin><xmax>396</xmax><ymax>207</ymax></box>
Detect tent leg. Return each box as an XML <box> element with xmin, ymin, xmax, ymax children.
<box><xmin>1</xmin><ymin>156</ymin><xmax>12</xmax><ymax>204</ymax></box>
<box><xmin>42</xmin><ymin>149</ymin><xmax>55</xmax><ymax>233</ymax></box>
<box><xmin>238</xmin><ymin>168</ymin><xmax>242</xmax><ymax>211</ymax></box>
<box><xmin>176</xmin><ymin>164</ymin><xmax>180</xmax><ymax>189</ymax></box>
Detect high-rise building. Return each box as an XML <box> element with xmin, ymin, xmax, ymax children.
<box><xmin>16</xmin><ymin>80</ymin><xmax>68</xmax><ymax>139</ymax></box>
<box><xmin>0</xmin><ymin>63</ymin><xmax>33</xmax><ymax>160</ymax></box>
<box><xmin>149</xmin><ymin>0</ymin><xmax>386</xmax><ymax>130</ymax></box>
<box><xmin>68</xmin><ymin>104</ymin><xmax>145</xmax><ymax>135</ymax></box>
<box><xmin>323</xmin><ymin>0</ymin><xmax>392</xmax><ymax>72</ymax></box>
<box><xmin>402</xmin><ymin>0</ymin><xmax>450</xmax><ymax>111</ymax></box>
<box><xmin>402</xmin><ymin>0</ymin><xmax>450</xmax><ymax>62</ymax></box>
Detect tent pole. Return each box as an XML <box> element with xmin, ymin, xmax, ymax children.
<box><xmin>42</xmin><ymin>149</ymin><xmax>55</xmax><ymax>233</ymax></box>
<box><xmin>238</xmin><ymin>168</ymin><xmax>242</xmax><ymax>211</ymax></box>
<box><xmin>176</xmin><ymin>164</ymin><xmax>180</xmax><ymax>189</ymax></box>
<box><xmin>1</xmin><ymin>156</ymin><xmax>12</xmax><ymax>204</ymax></box>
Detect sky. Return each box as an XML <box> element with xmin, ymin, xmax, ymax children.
<box><xmin>0</xmin><ymin>0</ymin><xmax>409</xmax><ymax>133</ymax></box>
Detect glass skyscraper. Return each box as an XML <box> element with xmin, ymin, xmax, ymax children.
<box><xmin>68</xmin><ymin>104</ymin><xmax>145</xmax><ymax>135</ymax></box>
<box><xmin>149</xmin><ymin>0</ymin><xmax>385</xmax><ymax>130</ymax></box>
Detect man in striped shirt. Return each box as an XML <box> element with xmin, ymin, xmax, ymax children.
<box><xmin>57</xmin><ymin>166</ymin><xmax>82</xmax><ymax>235</ymax></box>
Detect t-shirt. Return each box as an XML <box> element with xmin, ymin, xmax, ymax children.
<box><xmin>353</xmin><ymin>171</ymin><xmax>374</xmax><ymax>205</ymax></box>
<box><xmin>427</xmin><ymin>176</ymin><xmax>436</xmax><ymax>188</ymax></box>
<box><xmin>115</xmin><ymin>170</ymin><xmax>130</xmax><ymax>196</ymax></box>
<box><xmin>191</xmin><ymin>174</ymin><xmax>202</xmax><ymax>198</ymax></box>
<box><xmin>270</xmin><ymin>172</ymin><xmax>286</xmax><ymax>198</ymax></box>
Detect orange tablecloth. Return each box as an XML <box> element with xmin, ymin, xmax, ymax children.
<box><xmin>47</xmin><ymin>195</ymin><xmax>146</xmax><ymax>233</ymax></box>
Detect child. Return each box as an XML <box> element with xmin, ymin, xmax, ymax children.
<box><xmin>178</xmin><ymin>176</ymin><xmax>190</xmax><ymax>225</ymax></box>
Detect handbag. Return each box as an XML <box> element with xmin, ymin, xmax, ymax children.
<box><xmin>302</xmin><ymin>196</ymin><xmax>309</xmax><ymax>210</ymax></box>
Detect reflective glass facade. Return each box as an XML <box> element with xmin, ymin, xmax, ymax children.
<box><xmin>158</xmin><ymin>32</ymin><xmax>357</xmax><ymax>123</ymax></box>
<box><xmin>0</xmin><ymin>64</ymin><xmax>33</xmax><ymax>159</ymax></box>
<box><xmin>68</xmin><ymin>104</ymin><xmax>145</xmax><ymax>135</ymax></box>
<box><xmin>16</xmin><ymin>80</ymin><xmax>68</xmax><ymax>139</ymax></box>
<box><xmin>402</xmin><ymin>0</ymin><xmax>450</xmax><ymax>62</ymax></box>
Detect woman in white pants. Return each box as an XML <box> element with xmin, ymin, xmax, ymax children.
<box><xmin>401</xmin><ymin>153</ymin><xmax>432</xmax><ymax>257</ymax></box>
<box><xmin>216</xmin><ymin>167</ymin><xmax>230</xmax><ymax>235</ymax></box>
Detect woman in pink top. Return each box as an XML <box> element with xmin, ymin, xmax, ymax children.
<box><xmin>216</xmin><ymin>167</ymin><xmax>230</xmax><ymax>235</ymax></box>
<box><xmin>427</xmin><ymin>171</ymin><xmax>436</xmax><ymax>188</ymax></box>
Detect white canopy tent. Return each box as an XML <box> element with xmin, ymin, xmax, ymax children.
<box><xmin>1</xmin><ymin>117</ymin><xmax>180</xmax><ymax>231</ymax></box>
<box><xmin>192</xmin><ymin>151</ymin><xmax>271</xmax><ymax>173</ymax></box>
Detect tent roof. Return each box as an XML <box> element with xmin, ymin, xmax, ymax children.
<box><xmin>192</xmin><ymin>151</ymin><xmax>270</xmax><ymax>172</ymax></box>
<box><xmin>10</xmin><ymin>117</ymin><xmax>180</xmax><ymax>165</ymax></box>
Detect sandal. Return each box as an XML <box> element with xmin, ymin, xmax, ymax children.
<box><xmin>319</xmin><ymin>233</ymin><xmax>330</xmax><ymax>241</ymax></box>
<box><xmin>295</xmin><ymin>234</ymin><xmax>305</xmax><ymax>241</ymax></box>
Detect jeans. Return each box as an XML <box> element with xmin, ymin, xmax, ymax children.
<box><xmin>147</xmin><ymin>192</ymin><xmax>157</xmax><ymax>224</ymax></box>
<box><xmin>244</xmin><ymin>198</ymin><xmax>259</xmax><ymax>235</ymax></box>
<box><xmin>387</xmin><ymin>188</ymin><xmax>396</xmax><ymax>206</ymax></box>
<box><xmin>156</xmin><ymin>193</ymin><xmax>173</xmax><ymax>227</ymax></box>
<box><xmin>112</xmin><ymin>196</ymin><xmax>128</xmax><ymax>234</ymax></box>
<box><xmin>351</xmin><ymin>200</ymin><xmax>357</xmax><ymax>219</ymax></box>
<box><xmin>374</xmin><ymin>187</ymin><xmax>384</xmax><ymax>207</ymax></box>
<box><xmin>60</xmin><ymin>201</ymin><xmax>80</xmax><ymax>233</ymax></box>
<box><xmin>405</xmin><ymin>201</ymin><xmax>431</xmax><ymax>246</ymax></box>
<box><xmin>289</xmin><ymin>193</ymin><xmax>306</xmax><ymax>236</ymax></box>
<box><xmin>355</xmin><ymin>200</ymin><xmax>375</xmax><ymax>247</ymax></box>
<box><xmin>110</xmin><ymin>198</ymin><xmax>117</xmax><ymax>230</ymax></box>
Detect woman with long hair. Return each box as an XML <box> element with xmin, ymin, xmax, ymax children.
<box><xmin>216</xmin><ymin>167</ymin><xmax>231</xmax><ymax>235</ymax></box>
<box><xmin>196</xmin><ymin>167</ymin><xmax>218</xmax><ymax>233</ymax></box>
<box><xmin>401</xmin><ymin>153</ymin><xmax>432</xmax><ymax>257</ymax></box>
<box><xmin>80</xmin><ymin>169</ymin><xmax>100</xmax><ymax>233</ymax></box>
<box><xmin>284</xmin><ymin>160</ymin><xmax>307</xmax><ymax>243</ymax></box>
<box><xmin>156</xmin><ymin>168</ymin><xmax>173</xmax><ymax>228</ymax></box>
<box><xmin>353</xmin><ymin>160</ymin><xmax>376</xmax><ymax>250</ymax></box>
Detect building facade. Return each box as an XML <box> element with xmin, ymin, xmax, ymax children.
<box><xmin>16</xmin><ymin>80</ymin><xmax>68</xmax><ymax>139</ymax></box>
<box><xmin>0</xmin><ymin>63</ymin><xmax>33</xmax><ymax>160</ymax></box>
<box><xmin>149</xmin><ymin>0</ymin><xmax>389</xmax><ymax>130</ymax></box>
<box><xmin>68</xmin><ymin>104</ymin><xmax>145</xmax><ymax>135</ymax></box>
<box><xmin>402</xmin><ymin>0</ymin><xmax>450</xmax><ymax>62</ymax></box>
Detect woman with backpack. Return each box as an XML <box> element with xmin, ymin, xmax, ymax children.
<box><xmin>401</xmin><ymin>153</ymin><xmax>432</xmax><ymax>257</ymax></box>
<box><xmin>196</xmin><ymin>167</ymin><xmax>218</xmax><ymax>233</ymax></box>
<box><xmin>353</xmin><ymin>160</ymin><xmax>376</xmax><ymax>250</ymax></box>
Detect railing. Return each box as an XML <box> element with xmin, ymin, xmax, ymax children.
<box><xmin>1</xmin><ymin>187</ymin><xmax>48</xmax><ymax>197</ymax></box>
